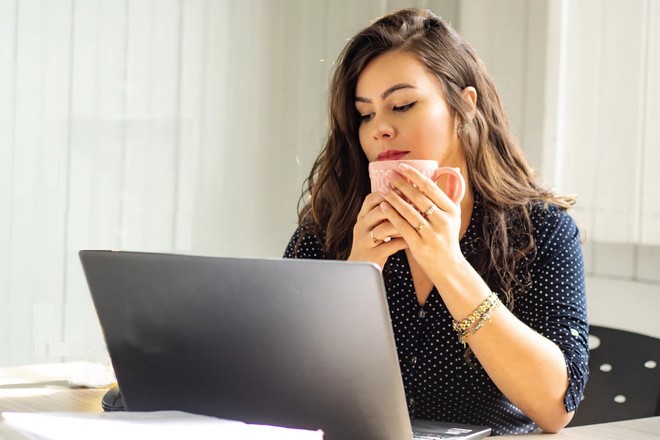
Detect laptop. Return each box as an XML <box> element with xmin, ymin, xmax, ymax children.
<box><xmin>79</xmin><ymin>250</ymin><xmax>491</xmax><ymax>440</ymax></box>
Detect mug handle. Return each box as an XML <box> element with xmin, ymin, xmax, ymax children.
<box><xmin>433</xmin><ymin>167</ymin><xmax>465</xmax><ymax>204</ymax></box>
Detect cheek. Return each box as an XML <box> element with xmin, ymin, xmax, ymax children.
<box><xmin>358</xmin><ymin>126</ymin><xmax>370</xmax><ymax>153</ymax></box>
<box><xmin>425</xmin><ymin>109</ymin><xmax>454</xmax><ymax>140</ymax></box>
<box><xmin>413</xmin><ymin>116</ymin><xmax>456</xmax><ymax>158</ymax></box>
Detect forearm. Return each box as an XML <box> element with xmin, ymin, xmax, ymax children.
<box><xmin>468</xmin><ymin>306</ymin><xmax>573</xmax><ymax>431</ymax></box>
<box><xmin>432</xmin><ymin>259</ymin><xmax>573</xmax><ymax>432</ymax></box>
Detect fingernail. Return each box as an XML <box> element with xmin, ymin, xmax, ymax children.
<box><xmin>379</xmin><ymin>185</ymin><xmax>390</xmax><ymax>195</ymax></box>
<box><xmin>380</xmin><ymin>201</ymin><xmax>390</xmax><ymax>211</ymax></box>
<box><xmin>399</xmin><ymin>163</ymin><xmax>411</xmax><ymax>171</ymax></box>
<box><xmin>385</xmin><ymin>169</ymin><xmax>398</xmax><ymax>179</ymax></box>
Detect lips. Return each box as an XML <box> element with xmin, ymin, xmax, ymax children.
<box><xmin>377</xmin><ymin>150</ymin><xmax>410</xmax><ymax>161</ymax></box>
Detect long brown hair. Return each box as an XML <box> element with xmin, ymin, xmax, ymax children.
<box><xmin>297</xmin><ymin>8</ymin><xmax>574</xmax><ymax>307</ymax></box>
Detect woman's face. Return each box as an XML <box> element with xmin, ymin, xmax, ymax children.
<box><xmin>354</xmin><ymin>51</ymin><xmax>463</xmax><ymax>167</ymax></box>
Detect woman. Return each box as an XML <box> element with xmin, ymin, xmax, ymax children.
<box><xmin>284</xmin><ymin>8</ymin><xmax>588</xmax><ymax>435</ymax></box>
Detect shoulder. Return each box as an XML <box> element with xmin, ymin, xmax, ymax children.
<box><xmin>529</xmin><ymin>202</ymin><xmax>579</xmax><ymax>241</ymax></box>
<box><xmin>528</xmin><ymin>202</ymin><xmax>582</xmax><ymax>265</ymax></box>
<box><xmin>283</xmin><ymin>223</ymin><xmax>328</xmax><ymax>260</ymax></box>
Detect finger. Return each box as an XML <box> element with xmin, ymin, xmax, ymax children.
<box><xmin>379</xmin><ymin>184</ymin><xmax>427</xmax><ymax>235</ymax></box>
<box><xmin>356</xmin><ymin>194</ymin><xmax>389</xmax><ymax>231</ymax></box>
<box><xmin>380</xmin><ymin>201</ymin><xmax>426</xmax><ymax>248</ymax></box>
<box><xmin>395</xmin><ymin>163</ymin><xmax>460</xmax><ymax>214</ymax></box>
<box><xmin>378</xmin><ymin>197</ymin><xmax>425</xmax><ymax>246</ymax></box>
<box><xmin>357</xmin><ymin>192</ymin><xmax>386</xmax><ymax>221</ymax></box>
<box><xmin>370</xmin><ymin>220</ymin><xmax>402</xmax><ymax>243</ymax></box>
<box><xmin>369</xmin><ymin>237</ymin><xmax>408</xmax><ymax>270</ymax></box>
<box><xmin>383</xmin><ymin>169</ymin><xmax>435</xmax><ymax>215</ymax></box>
<box><xmin>377</xmin><ymin>237</ymin><xmax>408</xmax><ymax>254</ymax></box>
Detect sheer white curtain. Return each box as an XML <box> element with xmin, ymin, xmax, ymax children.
<box><xmin>0</xmin><ymin>0</ymin><xmax>333</xmax><ymax>366</ymax></box>
<box><xmin>0</xmin><ymin>0</ymin><xmax>454</xmax><ymax>366</ymax></box>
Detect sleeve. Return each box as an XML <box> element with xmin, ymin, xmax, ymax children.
<box><xmin>513</xmin><ymin>206</ymin><xmax>589</xmax><ymax>413</ymax></box>
<box><xmin>283</xmin><ymin>223</ymin><xmax>328</xmax><ymax>260</ymax></box>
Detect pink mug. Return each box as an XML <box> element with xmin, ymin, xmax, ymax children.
<box><xmin>368</xmin><ymin>159</ymin><xmax>466</xmax><ymax>204</ymax></box>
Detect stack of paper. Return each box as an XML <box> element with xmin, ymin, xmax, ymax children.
<box><xmin>2</xmin><ymin>411</ymin><xmax>324</xmax><ymax>440</ymax></box>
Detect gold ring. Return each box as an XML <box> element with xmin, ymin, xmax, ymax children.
<box><xmin>416</xmin><ymin>221</ymin><xmax>426</xmax><ymax>232</ymax></box>
<box><xmin>370</xmin><ymin>230</ymin><xmax>380</xmax><ymax>244</ymax></box>
<box><xmin>423</xmin><ymin>205</ymin><xmax>436</xmax><ymax>218</ymax></box>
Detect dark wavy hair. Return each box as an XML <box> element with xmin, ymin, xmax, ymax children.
<box><xmin>297</xmin><ymin>8</ymin><xmax>574</xmax><ymax>309</ymax></box>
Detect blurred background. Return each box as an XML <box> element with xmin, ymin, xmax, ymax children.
<box><xmin>1</xmin><ymin>0</ymin><xmax>658</xmax><ymax>366</ymax></box>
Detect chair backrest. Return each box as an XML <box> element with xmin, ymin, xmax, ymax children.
<box><xmin>569</xmin><ymin>325</ymin><xmax>660</xmax><ymax>426</ymax></box>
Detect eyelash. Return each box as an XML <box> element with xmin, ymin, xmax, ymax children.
<box><xmin>394</xmin><ymin>101</ymin><xmax>417</xmax><ymax>112</ymax></box>
<box><xmin>359</xmin><ymin>101</ymin><xmax>417</xmax><ymax>123</ymax></box>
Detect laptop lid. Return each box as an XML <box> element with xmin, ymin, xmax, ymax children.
<box><xmin>79</xmin><ymin>251</ymin><xmax>490</xmax><ymax>440</ymax></box>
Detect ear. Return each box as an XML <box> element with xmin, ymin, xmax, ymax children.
<box><xmin>461</xmin><ymin>86</ymin><xmax>477</xmax><ymax>120</ymax></box>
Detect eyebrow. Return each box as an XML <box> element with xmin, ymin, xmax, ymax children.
<box><xmin>355</xmin><ymin>83</ymin><xmax>416</xmax><ymax>103</ymax></box>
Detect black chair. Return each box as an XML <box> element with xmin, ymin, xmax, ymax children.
<box><xmin>569</xmin><ymin>325</ymin><xmax>660</xmax><ymax>426</ymax></box>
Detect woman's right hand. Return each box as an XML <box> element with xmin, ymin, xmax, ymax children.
<box><xmin>347</xmin><ymin>192</ymin><xmax>408</xmax><ymax>269</ymax></box>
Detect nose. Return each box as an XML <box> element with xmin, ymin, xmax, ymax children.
<box><xmin>371</xmin><ymin>114</ymin><xmax>396</xmax><ymax>140</ymax></box>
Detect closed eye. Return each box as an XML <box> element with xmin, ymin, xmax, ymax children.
<box><xmin>359</xmin><ymin>113</ymin><xmax>374</xmax><ymax>123</ymax></box>
<box><xmin>393</xmin><ymin>101</ymin><xmax>417</xmax><ymax>112</ymax></box>
<box><xmin>358</xmin><ymin>101</ymin><xmax>416</xmax><ymax>123</ymax></box>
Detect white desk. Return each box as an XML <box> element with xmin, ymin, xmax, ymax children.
<box><xmin>1</xmin><ymin>363</ymin><xmax>658</xmax><ymax>439</ymax></box>
<box><xmin>502</xmin><ymin>416</ymin><xmax>659</xmax><ymax>439</ymax></box>
<box><xmin>0</xmin><ymin>363</ymin><xmax>107</xmax><ymax>439</ymax></box>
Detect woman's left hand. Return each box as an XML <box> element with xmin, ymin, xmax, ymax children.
<box><xmin>378</xmin><ymin>162</ymin><xmax>465</xmax><ymax>278</ymax></box>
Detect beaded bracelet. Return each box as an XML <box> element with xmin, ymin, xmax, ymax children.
<box><xmin>452</xmin><ymin>292</ymin><xmax>502</xmax><ymax>347</ymax></box>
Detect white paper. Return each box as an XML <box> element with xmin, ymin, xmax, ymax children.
<box><xmin>2</xmin><ymin>411</ymin><xmax>324</xmax><ymax>440</ymax></box>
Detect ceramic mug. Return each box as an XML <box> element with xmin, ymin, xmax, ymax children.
<box><xmin>368</xmin><ymin>159</ymin><xmax>466</xmax><ymax>203</ymax></box>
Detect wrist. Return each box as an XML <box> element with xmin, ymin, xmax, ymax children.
<box><xmin>431</xmin><ymin>253</ymin><xmax>490</xmax><ymax>301</ymax></box>
<box><xmin>432</xmin><ymin>252</ymin><xmax>472</xmax><ymax>284</ymax></box>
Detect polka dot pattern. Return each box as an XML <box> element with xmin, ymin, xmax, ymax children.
<box><xmin>284</xmin><ymin>196</ymin><xmax>589</xmax><ymax>435</ymax></box>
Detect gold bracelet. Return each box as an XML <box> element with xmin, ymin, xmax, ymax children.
<box><xmin>452</xmin><ymin>292</ymin><xmax>502</xmax><ymax>348</ymax></box>
<box><xmin>452</xmin><ymin>292</ymin><xmax>499</xmax><ymax>333</ymax></box>
<box><xmin>456</xmin><ymin>299</ymin><xmax>501</xmax><ymax>347</ymax></box>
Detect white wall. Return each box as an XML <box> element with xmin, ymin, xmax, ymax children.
<box><xmin>0</xmin><ymin>0</ymin><xmax>658</xmax><ymax>367</ymax></box>
<box><xmin>458</xmin><ymin>0</ymin><xmax>660</xmax><ymax>337</ymax></box>
<box><xmin>586</xmin><ymin>276</ymin><xmax>660</xmax><ymax>338</ymax></box>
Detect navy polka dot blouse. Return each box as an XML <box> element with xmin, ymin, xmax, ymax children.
<box><xmin>283</xmin><ymin>195</ymin><xmax>589</xmax><ymax>435</ymax></box>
